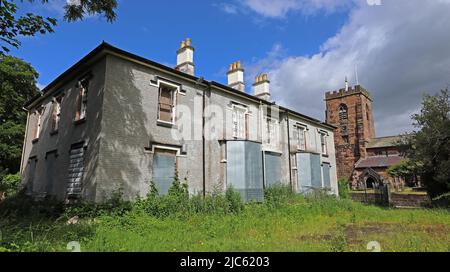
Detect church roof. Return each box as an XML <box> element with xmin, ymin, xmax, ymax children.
<box><xmin>355</xmin><ymin>155</ymin><xmax>405</xmax><ymax>169</ymax></box>
<box><xmin>366</xmin><ymin>135</ymin><xmax>404</xmax><ymax>149</ymax></box>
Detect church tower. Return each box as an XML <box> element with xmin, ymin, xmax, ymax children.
<box><xmin>325</xmin><ymin>80</ymin><xmax>376</xmax><ymax>180</ymax></box>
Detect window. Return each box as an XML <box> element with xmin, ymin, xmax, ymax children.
<box><xmin>158</xmin><ymin>84</ymin><xmax>177</xmax><ymax>123</ymax></box>
<box><xmin>153</xmin><ymin>148</ymin><xmax>178</xmax><ymax>195</ymax></box>
<box><xmin>294</xmin><ymin>126</ymin><xmax>306</xmax><ymax>151</ymax></box>
<box><xmin>51</xmin><ymin>95</ymin><xmax>63</xmax><ymax>132</ymax></box>
<box><xmin>339</xmin><ymin>104</ymin><xmax>348</xmax><ymax>122</ymax></box>
<box><xmin>66</xmin><ymin>143</ymin><xmax>85</xmax><ymax>202</ymax></box>
<box><xmin>264</xmin><ymin>117</ymin><xmax>279</xmax><ymax>149</ymax></box>
<box><xmin>75</xmin><ymin>79</ymin><xmax>89</xmax><ymax>121</ymax></box>
<box><xmin>232</xmin><ymin>104</ymin><xmax>247</xmax><ymax>139</ymax></box>
<box><xmin>33</xmin><ymin>107</ymin><xmax>43</xmax><ymax>140</ymax></box>
<box><xmin>320</xmin><ymin>132</ymin><xmax>328</xmax><ymax>155</ymax></box>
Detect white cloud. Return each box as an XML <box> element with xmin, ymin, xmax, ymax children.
<box><xmin>215</xmin><ymin>3</ymin><xmax>239</xmax><ymax>15</ymax></box>
<box><xmin>242</xmin><ymin>0</ymin><xmax>353</xmax><ymax>18</ymax></box>
<box><xmin>248</xmin><ymin>0</ymin><xmax>450</xmax><ymax>136</ymax></box>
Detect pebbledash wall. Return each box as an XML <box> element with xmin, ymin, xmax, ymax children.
<box><xmin>21</xmin><ymin>41</ymin><xmax>338</xmax><ymax>203</ymax></box>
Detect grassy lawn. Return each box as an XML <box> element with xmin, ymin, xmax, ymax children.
<box><xmin>1</xmin><ymin>194</ymin><xmax>449</xmax><ymax>252</ymax></box>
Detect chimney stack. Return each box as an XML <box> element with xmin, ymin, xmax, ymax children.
<box><xmin>253</xmin><ymin>73</ymin><xmax>271</xmax><ymax>101</ymax></box>
<box><xmin>176</xmin><ymin>38</ymin><xmax>195</xmax><ymax>76</ymax></box>
<box><xmin>227</xmin><ymin>61</ymin><xmax>245</xmax><ymax>92</ymax></box>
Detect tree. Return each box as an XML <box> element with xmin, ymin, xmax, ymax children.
<box><xmin>0</xmin><ymin>55</ymin><xmax>39</xmax><ymax>179</ymax></box>
<box><xmin>402</xmin><ymin>89</ymin><xmax>450</xmax><ymax>198</ymax></box>
<box><xmin>0</xmin><ymin>0</ymin><xmax>118</xmax><ymax>54</ymax></box>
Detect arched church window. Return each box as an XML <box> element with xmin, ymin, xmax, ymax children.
<box><xmin>339</xmin><ymin>104</ymin><xmax>348</xmax><ymax>122</ymax></box>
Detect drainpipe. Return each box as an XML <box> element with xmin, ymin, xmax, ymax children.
<box><xmin>286</xmin><ymin>111</ymin><xmax>293</xmax><ymax>191</ymax></box>
<box><xmin>196</xmin><ymin>77</ymin><xmax>209</xmax><ymax>198</ymax></box>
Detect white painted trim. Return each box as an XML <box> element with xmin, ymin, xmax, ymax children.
<box><xmin>156</xmin><ymin>79</ymin><xmax>181</xmax><ymax>125</ymax></box>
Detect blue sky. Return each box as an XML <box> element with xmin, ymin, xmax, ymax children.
<box><xmin>12</xmin><ymin>0</ymin><xmax>349</xmax><ymax>86</ymax></box>
<box><xmin>9</xmin><ymin>0</ymin><xmax>450</xmax><ymax>136</ymax></box>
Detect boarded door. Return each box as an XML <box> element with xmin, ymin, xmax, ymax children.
<box><xmin>264</xmin><ymin>152</ymin><xmax>282</xmax><ymax>187</ymax></box>
<box><xmin>66</xmin><ymin>144</ymin><xmax>85</xmax><ymax>200</ymax></box>
<box><xmin>227</xmin><ymin>141</ymin><xmax>264</xmax><ymax>202</ymax></box>
<box><xmin>153</xmin><ymin>149</ymin><xmax>177</xmax><ymax>195</ymax></box>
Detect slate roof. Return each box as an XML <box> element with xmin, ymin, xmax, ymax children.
<box><xmin>355</xmin><ymin>155</ymin><xmax>405</xmax><ymax>169</ymax></box>
<box><xmin>366</xmin><ymin>135</ymin><xmax>404</xmax><ymax>149</ymax></box>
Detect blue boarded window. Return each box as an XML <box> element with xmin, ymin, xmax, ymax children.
<box><xmin>322</xmin><ymin>163</ymin><xmax>331</xmax><ymax>188</ymax></box>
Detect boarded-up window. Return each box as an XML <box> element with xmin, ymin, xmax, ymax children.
<box><xmin>158</xmin><ymin>85</ymin><xmax>176</xmax><ymax>123</ymax></box>
<box><xmin>26</xmin><ymin>158</ymin><xmax>38</xmax><ymax>195</ymax></box>
<box><xmin>152</xmin><ymin>148</ymin><xmax>177</xmax><ymax>195</ymax></box>
<box><xmin>51</xmin><ymin>95</ymin><xmax>63</xmax><ymax>132</ymax></box>
<box><xmin>232</xmin><ymin>105</ymin><xmax>247</xmax><ymax>139</ymax></box>
<box><xmin>322</xmin><ymin>163</ymin><xmax>331</xmax><ymax>188</ymax></box>
<box><xmin>264</xmin><ymin>152</ymin><xmax>281</xmax><ymax>188</ymax></box>
<box><xmin>45</xmin><ymin>152</ymin><xmax>57</xmax><ymax>196</ymax></box>
<box><xmin>75</xmin><ymin>79</ymin><xmax>89</xmax><ymax>121</ymax></box>
<box><xmin>66</xmin><ymin>143</ymin><xmax>85</xmax><ymax>201</ymax></box>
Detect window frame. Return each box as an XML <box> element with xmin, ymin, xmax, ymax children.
<box><xmin>264</xmin><ymin>116</ymin><xmax>279</xmax><ymax>149</ymax></box>
<box><xmin>295</xmin><ymin>125</ymin><xmax>307</xmax><ymax>151</ymax></box>
<box><xmin>320</xmin><ymin>132</ymin><xmax>328</xmax><ymax>156</ymax></box>
<box><xmin>157</xmin><ymin>81</ymin><xmax>179</xmax><ymax>125</ymax></box>
<box><xmin>339</xmin><ymin>104</ymin><xmax>348</xmax><ymax>122</ymax></box>
<box><xmin>231</xmin><ymin>103</ymin><xmax>248</xmax><ymax>140</ymax></box>
<box><xmin>51</xmin><ymin>94</ymin><xmax>63</xmax><ymax>133</ymax></box>
<box><xmin>75</xmin><ymin>78</ymin><xmax>89</xmax><ymax>122</ymax></box>
<box><xmin>33</xmin><ymin>106</ymin><xmax>44</xmax><ymax>141</ymax></box>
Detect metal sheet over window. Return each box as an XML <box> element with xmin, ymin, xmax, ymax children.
<box><xmin>296</xmin><ymin>153</ymin><xmax>312</xmax><ymax>193</ymax></box>
<box><xmin>46</xmin><ymin>153</ymin><xmax>57</xmax><ymax>196</ymax></box>
<box><xmin>66</xmin><ymin>144</ymin><xmax>84</xmax><ymax>199</ymax></box>
<box><xmin>311</xmin><ymin>154</ymin><xmax>322</xmax><ymax>188</ymax></box>
<box><xmin>264</xmin><ymin>152</ymin><xmax>282</xmax><ymax>187</ymax></box>
<box><xmin>297</xmin><ymin>153</ymin><xmax>323</xmax><ymax>193</ymax></box>
<box><xmin>322</xmin><ymin>163</ymin><xmax>331</xmax><ymax>188</ymax></box>
<box><xmin>227</xmin><ymin>141</ymin><xmax>264</xmax><ymax>202</ymax></box>
<box><xmin>153</xmin><ymin>149</ymin><xmax>177</xmax><ymax>195</ymax></box>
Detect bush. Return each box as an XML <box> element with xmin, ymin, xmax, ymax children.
<box><xmin>338</xmin><ymin>178</ymin><xmax>350</xmax><ymax>199</ymax></box>
<box><xmin>264</xmin><ymin>184</ymin><xmax>295</xmax><ymax>208</ymax></box>
<box><xmin>0</xmin><ymin>173</ymin><xmax>21</xmax><ymax>198</ymax></box>
<box><xmin>134</xmin><ymin>180</ymin><xmax>245</xmax><ymax>218</ymax></box>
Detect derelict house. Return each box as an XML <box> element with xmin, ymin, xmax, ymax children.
<box><xmin>20</xmin><ymin>39</ymin><xmax>338</xmax><ymax>203</ymax></box>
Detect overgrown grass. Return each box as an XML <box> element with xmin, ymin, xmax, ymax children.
<box><xmin>1</xmin><ymin>183</ymin><xmax>449</xmax><ymax>252</ymax></box>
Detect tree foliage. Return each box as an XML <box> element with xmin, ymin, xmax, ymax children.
<box><xmin>0</xmin><ymin>0</ymin><xmax>118</xmax><ymax>54</ymax></box>
<box><xmin>0</xmin><ymin>55</ymin><xmax>39</xmax><ymax>179</ymax></box>
<box><xmin>403</xmin><ymin>89</ymin><xmax>450</xmax><ymax>198</ymax></box>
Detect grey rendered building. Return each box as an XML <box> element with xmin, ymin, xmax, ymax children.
<box><xmin>20</xmin><ymin>39</ymin><xmax>338</xmax><ymax>203</ymax></box>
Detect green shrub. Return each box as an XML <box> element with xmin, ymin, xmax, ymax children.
<box><xmin>225</xmin><ymin>186</ymin><xmax>245</xmax><ymax>214</ymax></box>
<box><xmin>0</xmin><ymin>173</ymin><xmax>21</xmax><ymax>198</ymax></box>
<box><xmin>338</xmin><ymin>178</ymin><xmax>351</xmax><ymax>199</ymax></box>
<box><xmin>264</xmin><ymin>184</ymin><xmax>294</xmax><ymax>208</ymax></box>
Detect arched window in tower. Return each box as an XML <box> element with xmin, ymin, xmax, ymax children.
<box><xmin>339</xmin><ymin>104</ymin><xmax>348</xmax><ymax>122</ymax></box>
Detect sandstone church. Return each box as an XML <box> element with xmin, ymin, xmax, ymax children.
<box><xmin>325</xmin><ymin>82</ymin><xmax>411</xmax><ymax>190</ymax></box>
